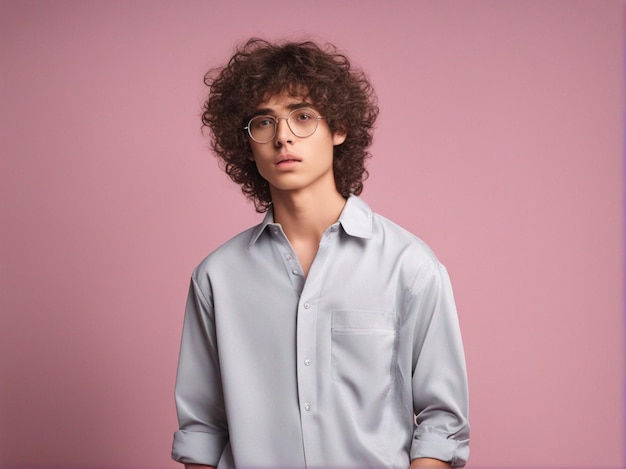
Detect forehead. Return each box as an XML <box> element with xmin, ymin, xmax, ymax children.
<box><xmin>256</xmin><ymin>89</ymin><xmax>315</xmax><ymax>112</ymax></box>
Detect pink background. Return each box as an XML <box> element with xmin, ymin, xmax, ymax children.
<box><xmin>0</xmin><ymin>1</ymin><xmax>623</xmax><ymax>468</ymax></box>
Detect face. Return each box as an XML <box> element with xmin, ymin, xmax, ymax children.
<box><xmin>247</xmin><ymin>92</ymin><xmax>346</xmax><ymax>199</ymax></box>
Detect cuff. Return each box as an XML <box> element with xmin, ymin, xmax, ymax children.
<box><xmin>410</xmin><ymin>425</ymin><xmax>470</xmax><ymax>467</ymax></box>
<box><xmin>171</xmin><ymin>429</ymin><xmax>228</xmax><ymax>465</ymax></box>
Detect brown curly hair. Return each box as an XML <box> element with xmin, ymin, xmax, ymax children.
<box><xmin>202</xmin><ymin>38</ymin><xmax>379</xmax><ymax>212</ymax></box>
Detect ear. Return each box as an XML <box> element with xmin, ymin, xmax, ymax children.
<box><xmin>332</xmin><ymin>129</ymin><xmax>347</xmax><ymax>146</ymax></box>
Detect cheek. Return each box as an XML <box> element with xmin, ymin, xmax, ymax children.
<box><xmin>249</xmin><ymin>152</ymin><xmax>272</xmax><ymax>179</ymax></box>
<box><xmin>248</xmin><ymin>142</ymin><xmax>260</xmax><ymax>161</ymax></box>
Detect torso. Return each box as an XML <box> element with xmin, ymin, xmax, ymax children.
<box><xmin>291</xmin><ymin>238</ymin><xmax>320</xmax><ymax>277</ymax></box>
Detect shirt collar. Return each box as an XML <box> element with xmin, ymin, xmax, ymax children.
<box><xmin>337</xmin><ymin>195</ymin><xmax>374</xmax><ymax>239</ymax></box>
<box><xmin>248</xmin><ymin>209</ymin><xmax>276</xmax><ymax>248</ymax></box>
<box><xmin>248</xmin><ymin>195</ymin><xmax>373</xmax><ymax>249</ymax></box>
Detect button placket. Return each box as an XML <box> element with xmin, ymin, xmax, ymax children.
<box><xmin>270</xmin><ymin>225</ymin><xmax>305</xmax><ymax>288</ymax></box>
<box><xmin>297</xmin><ymin>295</ymin><xmax>316</xmax><ymax>423</ymax></box>
<box><xmin>294</xmin><ymin>221</ymin><xmax>341</xmax><ymax>461</ymax></box>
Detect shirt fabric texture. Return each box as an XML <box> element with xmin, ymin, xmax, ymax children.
<box><xmin>172</xmin><ymin>195</ymin><xmax>470</xmax><ymax>468</ymax></box>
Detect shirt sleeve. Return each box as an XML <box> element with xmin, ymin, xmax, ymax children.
<box><xmin>408</xmin><ymin>264</ymin><xmax>470</xmax><ymax>467</ymax></box>
<box><xmin>171</xmin><ymin>274</ymin><xmax>229</xmax><ymax>465</ymax></box>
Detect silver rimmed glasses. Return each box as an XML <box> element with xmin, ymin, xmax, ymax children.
<box><xmin>244</xmin><ymin>108</ymin><xmax>325</xmax><ymax>143</ymax></box>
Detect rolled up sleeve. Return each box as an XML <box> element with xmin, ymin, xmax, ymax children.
<box><xmin>172</xmin><ymin>274</ymin><xmax>228</xmax><ymax>465</ymax></box>
<box><xmin>409</xmin><ymin>264</ymin><xmax>470</xmax><ymax>467</ymax></box>
<box><xmin>172</xmin><ymin>429</ymin><xmax>228</xmax><ymax>464</ymax></box>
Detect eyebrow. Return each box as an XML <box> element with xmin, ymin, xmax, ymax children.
<box><xmin>251</xmin><ymin>102</ymin><xmax>314</xmax><ymax>117</ymax></box>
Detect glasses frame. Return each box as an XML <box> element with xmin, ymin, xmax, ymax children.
<box><xmin>244</xmin><ymin>108</ymin><xmax>325</xmax><ymax>144</ymax></box>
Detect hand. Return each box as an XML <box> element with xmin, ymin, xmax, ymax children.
<box><xmin>409</xmin><ymin>458</ymin><xmax>452</xmax><ymax>468</ymax></box>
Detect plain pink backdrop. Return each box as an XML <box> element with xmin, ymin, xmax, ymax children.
<box><xmin>0</xmin><ymin>1</ymin><xmax>623</xmax><ymax>468</ymax></box>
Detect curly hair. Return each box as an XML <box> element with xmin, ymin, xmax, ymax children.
<box><xmin>202</xmin><ymin>38</ymin><xmax>379</xmax><ymax>212</ymax></box>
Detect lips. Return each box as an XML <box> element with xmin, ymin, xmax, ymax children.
<box><xmin>275</xmin><ymin>154</ymin><xmax>301</xmax><ymax>166</ymax></box>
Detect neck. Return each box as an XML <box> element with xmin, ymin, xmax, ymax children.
<box><xmin>270</xmin><ymin>188</ymin><xmax>347</xmax><ymax>242</ymax></box>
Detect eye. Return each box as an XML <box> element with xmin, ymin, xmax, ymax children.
<box><xmin>253</xmin><ymin>116</ymin><xmax>274</xmax><ymax>129</ymax></box>
<box><xmin>293</xmin><ymin>109</ymin><xmax>315</xmax><ymax>122</ymax></box>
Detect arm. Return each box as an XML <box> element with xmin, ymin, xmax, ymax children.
<box><xmin>409</xmin><ymin>264</ymin><xmax>470</xmax><ymax>467</ymax></box>
<box><xmin>171</xmin><ymin>275</ymin><xmax>229</xmax><ymax>466</ymax></box>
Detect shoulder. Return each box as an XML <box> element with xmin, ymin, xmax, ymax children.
<box><xmin>191</xmin><ymin>222</ymin><xmax>261</xmax><ymax>284</ymax></box>
<box><xmin>366</xmin><ymin>205</ymin><xmax>448</xmax><ymax>291</ymax></box>
<box><xmin>373</xmin><ymin>210</ymin><xmax>441</xmax><ymax>264</ymax></box>
<box><xmin>344</xmin><ymin>195</ymin><xmax>444</xmax><ymax>273</ymax></box>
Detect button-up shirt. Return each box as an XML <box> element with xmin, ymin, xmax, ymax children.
<box><xmin>172</xmin><ymin>196</ymin><xmax>470</xmax><ymax>468</ymax></box>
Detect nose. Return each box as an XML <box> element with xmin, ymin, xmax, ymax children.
<box><xmin>274</xmin><ymin>116</ymin><xmax>294</xmax><ymax>146</ymax></box>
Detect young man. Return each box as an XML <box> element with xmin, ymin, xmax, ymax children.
<box><xmin>172</xmin><ymin>39</ymin><xmax>470</xmax><ymax>468</ymax></box>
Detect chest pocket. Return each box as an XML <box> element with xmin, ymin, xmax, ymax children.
<box><xmin>328</xmin><ymin>309</ymin><xmax>398</xmax><ymax>466</ymax></box>
<box><xmin>331</xmin><ymin>309</ymin><xmax>397</xmax><ymax>390</ymax></box>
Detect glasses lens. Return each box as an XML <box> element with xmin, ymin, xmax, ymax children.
<box><xmin>288</xmin><ymin>108</ymin><xmax>318</xmax><ymax>137</ymax></box>
<box><xmin>247</xmin><ymin>109</ymin><xmax>320</xmax><ymax>142</ymax></box>
<box><xmin>249</xmin><ymin>116</ymin><xmax>276</xmax><ymax>143</ymax></box>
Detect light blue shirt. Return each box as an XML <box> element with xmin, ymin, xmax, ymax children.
<box><xmin>172</xmin><ymin>195</ymin><xmax>470</xmax><ymax>468</ymax></box>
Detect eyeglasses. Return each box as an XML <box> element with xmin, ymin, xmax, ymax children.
<box><xmin>244</xmin><ymin>108</ymin><xmax>325</xmax><ymax>143</ymax></box>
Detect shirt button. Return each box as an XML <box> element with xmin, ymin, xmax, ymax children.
<box><xmin>292</xmin><ymin>269</ymin><xmax>299</xmax><ymax>275</ymax></box>
<box><xmin>286</xmin><ymin>254</ymin><xmax>292</xmax><ymax>260</ymax></box>
<box><xmin>330</xmin><ymin>225</ymin><xmax>339</xmax><ymax>232</ymax></box>
<box><xmin>304</xmin><ymin>359</ymin><xmax>311</xmax><ymax>366</ymax></box>
<box><xmin>304</xmin><ymin>403</ymin><xmax>311</xmax><ymax>411</ymax></box>
<box><xmin>303</xmin><ymin>302</ymin><xmax>310</xmax><ymax>309</ymax></box>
